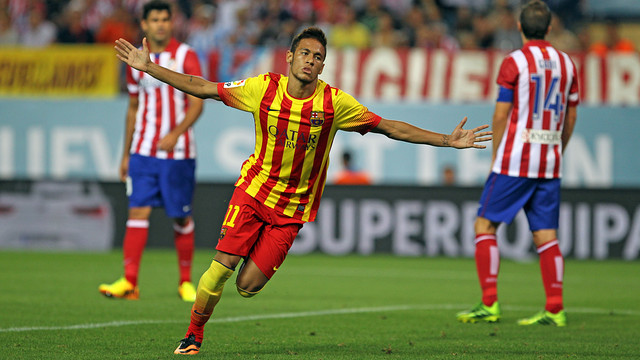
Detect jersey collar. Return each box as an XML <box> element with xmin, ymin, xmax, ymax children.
<box><xmin>523</xmin><ymin>39</ymin><xmax>552</xmax><ymax>49</ymax></box>
<box><xmin>151</xmin><ymin>38</ymin><xmax>180</xmax><ymax>54</ymax></box>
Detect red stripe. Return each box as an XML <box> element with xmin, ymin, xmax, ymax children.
<box><xmin>239</xmin><ymin>74</ymin><xmax>280</xmax><ymax>190</ymax></box>
<box><xmin>538</xmin><ymin>47</ymin><xmax>552</xmax><ymax>178</ymax></box>
<box><xmin>556</xmin><ymin>51</ymin><xmax>568</xmax><ymax>131</ymax></box>
<box><xmin>255</xmin><ymin>95</ymin><xmax>293</xmax><ymax>202</ymax></box>
<box><xmin>184</xmin><ymin>92</ymin><xmax>191</xmax><ymax>158</ymax></box>
<box><xmin>167</xmin><ymin>85</ymin><xmax>176</xmax><ymax>159</ymax></box>
<box><xmin>500</xmin><ymin>56</ymin><xmax>518</xmax><ymax>175</ymax></box>
<box><xmin>553</xmin><ymin>51</ymin><xmax>569</xmax><ymax>178</ymax></box>
<box><xmin>134</xmin><ymin>89</ymin><xmax>148</xmax><ymax>154</ymax></box>
<box><xmin>519</xmin><ymin>48</ymin><xmax>537</xmax><ymax>177</ymax></box>
<box><xmin>443</xmin><ymin>51</ymin><xmax>453</xmax><ymax>99</ymax></box>
<box><xmin>600</xmin><ymin>56</ymin><xmax>607</xmax><ymax>103</ymax></box>
<box><xmin>308</xmin><ymin>164</ymin><xmax>328</xmax><ymax>220</ymax></box>
<box><xmin>423</xmin><ymin>49</ymin><xmax>431</xmax><ymax>98</ymax></box>
<box><xmin>149</xmin><ymin>86</ymin><xmax>163</xmax><ymax>157</ymax></box>
<box><xmin>306</xmin><ymin>85</ymin><xmax>335</xmax><ymax>220</ymax></box>
<box><xmin>274</xmin><ymin>99</ymin><xmax>314</xmax><ymax>213</ymax></box>
<box><xmin>148</xmin><ymin>55</ymin><xmax>162</xmax><ymax>157</ymax></box>
<box><xmin>184</xmin><ymin>127</ymin><xmax>191</xmax><ymax>159</ymax></box>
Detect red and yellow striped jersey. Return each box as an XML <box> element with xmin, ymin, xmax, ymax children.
<box><xmin>217</xmin><ymin>72</ymin><xmax>381</xmax><ymax>222</ymax></box>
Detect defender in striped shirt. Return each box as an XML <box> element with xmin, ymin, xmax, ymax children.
<box><xmin>99</xmin><ymin>1</ymin><xmax>203</xmax><ymax>303</ymax></box>
<box><xmin>457</xmin><ymin>0</ymin><xmax>579</xmax><ymax>327</ymax></box>
<box><xmin>116</xmin><ymin>27</ymin><xmax>492</xmax><ymax>355</ymax></box>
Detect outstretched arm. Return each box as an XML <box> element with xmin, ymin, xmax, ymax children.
<box><xmin>115</xmin><ymin>37</ymin><xmax>221</xmax><ymax>100</ymax></box>
<box><xmin>371</xmin><ymin>117</ymin><xmax>492</xmax><ymax>149</ymax></box>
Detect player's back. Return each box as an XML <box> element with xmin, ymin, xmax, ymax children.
<box><xmin>492</xmin><ymin>40</ymin><xmax>579</xmax><ymax>179</ymax></box>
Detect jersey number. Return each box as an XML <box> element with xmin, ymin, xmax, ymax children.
<box><xmin>223</xmin><ymin>205</ymin><xmax>240</xmax><ymax>228</ymax></box>
<box><xmin>531</xmin><ymin>74</ymin><xmax>563</xmax><ymax>122</ymax></box>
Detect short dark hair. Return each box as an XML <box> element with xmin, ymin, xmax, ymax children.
<box><xmin>290</xmin><ymin>27</ymin><xmax>327</xmax><ymax>57</ymax></box>
<box><xmin>142</xmin><ymin>0</ymin><xmax>172</xmax><ymax>20</ymax></box>
<box><xmin>519</xmin><ymin>0</ymin><xmax>551</xmax><ymax>40</ymax></box>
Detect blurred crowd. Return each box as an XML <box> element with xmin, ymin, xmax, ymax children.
<box><xmin>0</xmin><ymin>0</ymin><xmax>636</xmax><ymax>56</ymax></box>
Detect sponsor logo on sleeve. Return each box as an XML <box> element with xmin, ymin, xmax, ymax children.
<box><xmin>223</xmin><ymin>79</ymin><xmax>246</xmax><ymax>88</ymax></box>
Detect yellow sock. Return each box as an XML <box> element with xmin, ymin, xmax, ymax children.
<box><xmin>187</xmin><ymin>260</ymin><xmax>234</xmax><ymax>342</ymax></box>
<box><xmin>192</xmin><ymin>260</ymin><xmax>234</xmax><ymax>322</ymax></box>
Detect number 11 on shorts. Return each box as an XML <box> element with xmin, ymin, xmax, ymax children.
<box><xmin>223</xmin><ymin>205</ymin><xmax>240</xmax><ymax>227</ymax></box>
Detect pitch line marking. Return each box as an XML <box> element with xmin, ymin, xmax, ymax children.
<box><xmin>1</xmin><ymin>303</ymin><xmax>638</xmax><ymax>333</ymax></box>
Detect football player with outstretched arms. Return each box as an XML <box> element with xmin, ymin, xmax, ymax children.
<box><xmin>115</xmin><ymin>26</ymin><xmax>492</xmax><ymax>355</ymax></box>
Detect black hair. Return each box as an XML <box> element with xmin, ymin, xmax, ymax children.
<box><xmin>342</xmin><ymin>151</ymin><xmax>352</xmax><ymax>163</ymax></box>
<box><xmin>519</xmin><ymin>0</ymin><xmax>551</xmax><ymax>40</ymax></box>
<box><xmin>142</xmin><ymin>0</ymin><xmax>172</xmax><ymax>20</ymax></box>
<box><xmin>290</xmin><ymin>27</ymin><xmax>327</xmax><ymax>57</ymax></box>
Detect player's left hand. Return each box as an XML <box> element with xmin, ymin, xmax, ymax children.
<box><xmin>448</xmin><ymin>117</ymin><xmax>492</xmax><ymax>149</ymax></box>
<box><xmin>158</xmin><ymin>132</ymin><xmax>178</xmax><ymax>151</ymax></box>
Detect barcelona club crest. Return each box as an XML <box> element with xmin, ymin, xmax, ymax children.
<box><xmin>310</xmin><ymin>111</ymin><xmax>324</xmax><ymax>126</ymax></box>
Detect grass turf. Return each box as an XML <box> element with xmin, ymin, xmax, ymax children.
<box><xmin>0</xmin><ymin>250</ymin><xmax>638</xmax><ymax>359</ymax></box>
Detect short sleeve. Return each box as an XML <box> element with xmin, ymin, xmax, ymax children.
<box><xmin>126</xmin><ymin>66</ymin><xmax>138</xmax><ymax>95</ymax></box>
<box><xmin>333</xmin><ymin>89</ymin><xmax>381</xmax><ymax>135</ymax></box>
<box><xmin>567</xmin><ymin>58</ymin><xmax>580</xmax><ymax>107</ymax></box>
<box><xmin>216</xmin><ymin>74</ymin><xmax>269</xmax><ymax>113</ymax></box>
<box><xmin>183</xmin><ymin>49</ymin><xmax>203</xmax><ymax>77</ymax></box>
<box><xmin>496</xmin><ymin>56</ymin><xmax>518</xmax><ymax>90</ymax></box>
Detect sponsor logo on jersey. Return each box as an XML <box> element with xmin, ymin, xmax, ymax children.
<box><xmin>268</xmin><ymin>125</ymin><xmax>318</xmax><ymax>151</ymax></box>
<box><xmin>521</xmin><ymin>129</ymin><xmax>561</xmax><ymax>145</ymax></box>
<box><xmin>223</xmin><ymin>79</ymin><xmax>246</xmax><ymax>88</ymax></box>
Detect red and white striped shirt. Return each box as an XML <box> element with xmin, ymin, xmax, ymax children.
<box><xmin>492</xmin><ymin>40</ymin><xmax>579</xmax><ymax>179</ymax></box>
<box><xmin>127</xmin><ymin>38</ymin><xmax>202</xmax><ymax>160</ymax></box>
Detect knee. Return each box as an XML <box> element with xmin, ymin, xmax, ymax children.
<box><xmin>475</xmin><ymin>217</ymin><xmax>497</xmax><ymax>234</ymax></box>
<box><xmin>173</xmin><ymin>217</ymin><xmax>191</xmax><ymax>228</ymax></box>
<box><xmin>236</xmin><ymin>283</ymin><xmax>261</xmax><ymax>298</ymax></box>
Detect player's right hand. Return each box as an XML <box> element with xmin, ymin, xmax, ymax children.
<box><xmin>119</xmin><ymin>155</ymin><xmax>129</xmax><ymax>182</ymax></box>
<box><xmin>115</xmin><ymin>37</ymin><xmax>151</xmax><ymax>72</ymax></box>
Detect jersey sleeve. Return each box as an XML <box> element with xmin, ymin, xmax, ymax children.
<box><xmin>126</xmin><ymin>66</ymin><xmax>139</xmax><ymax>96</ymax></box>
<box><xmin>183</xmin><ymin>49</ymin><xmax>203</xmax><ymax>77</ymax></box>
<box><xmin>332</xmin><ymin>89</ymin><xmax>381</xmax><ymax>135</ymax></box>
<box><xmin>216</xmin><ymin>74</ymin><xmax>267</xmax><ymax>113</ymax></box>
<box><xmin>496</xmin><ymin>56</ymin><xmax>519</xmax><ymax>90</ymax></box>
<box><xmin>567</xmin><ymin>58</ymin><xmax>580</xmax><ymax>107</ymax></box>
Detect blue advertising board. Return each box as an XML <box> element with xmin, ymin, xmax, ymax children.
<box><xmin>0</xmin><ymin>98</ymin><xmax>636</xmax><ymax>188</ymax></box>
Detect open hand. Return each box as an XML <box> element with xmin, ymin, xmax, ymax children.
<box><xmin>448</xmin><ymin>117</ymin><xmax>492</xmax><ymax>149</ymax></box>
<box><xmin>115</xmin><ymin>37</ymin><xmax>151</xmax><ymax>72</ymax></box>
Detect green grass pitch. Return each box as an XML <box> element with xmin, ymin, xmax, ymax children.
<box><xmin>0</xmin><ymin>250</ymin><xmax>638</xmax><ymax>359</ymax></box>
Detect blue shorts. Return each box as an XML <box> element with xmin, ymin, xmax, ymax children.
<box><xmin>127</xmin><ymin>154</ymin><xmax>196</xmax><ymax>218</ymax></box>
<box><xmin>477</xmin><ymin>172</ymin><xmax>560</xmax><ymax>231</ymax></box>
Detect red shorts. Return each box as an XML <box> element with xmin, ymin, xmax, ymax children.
<box><xmin>215</xmin><ymin>187</ymin><xmax>304</xmax><ymax>279</ymax></box>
